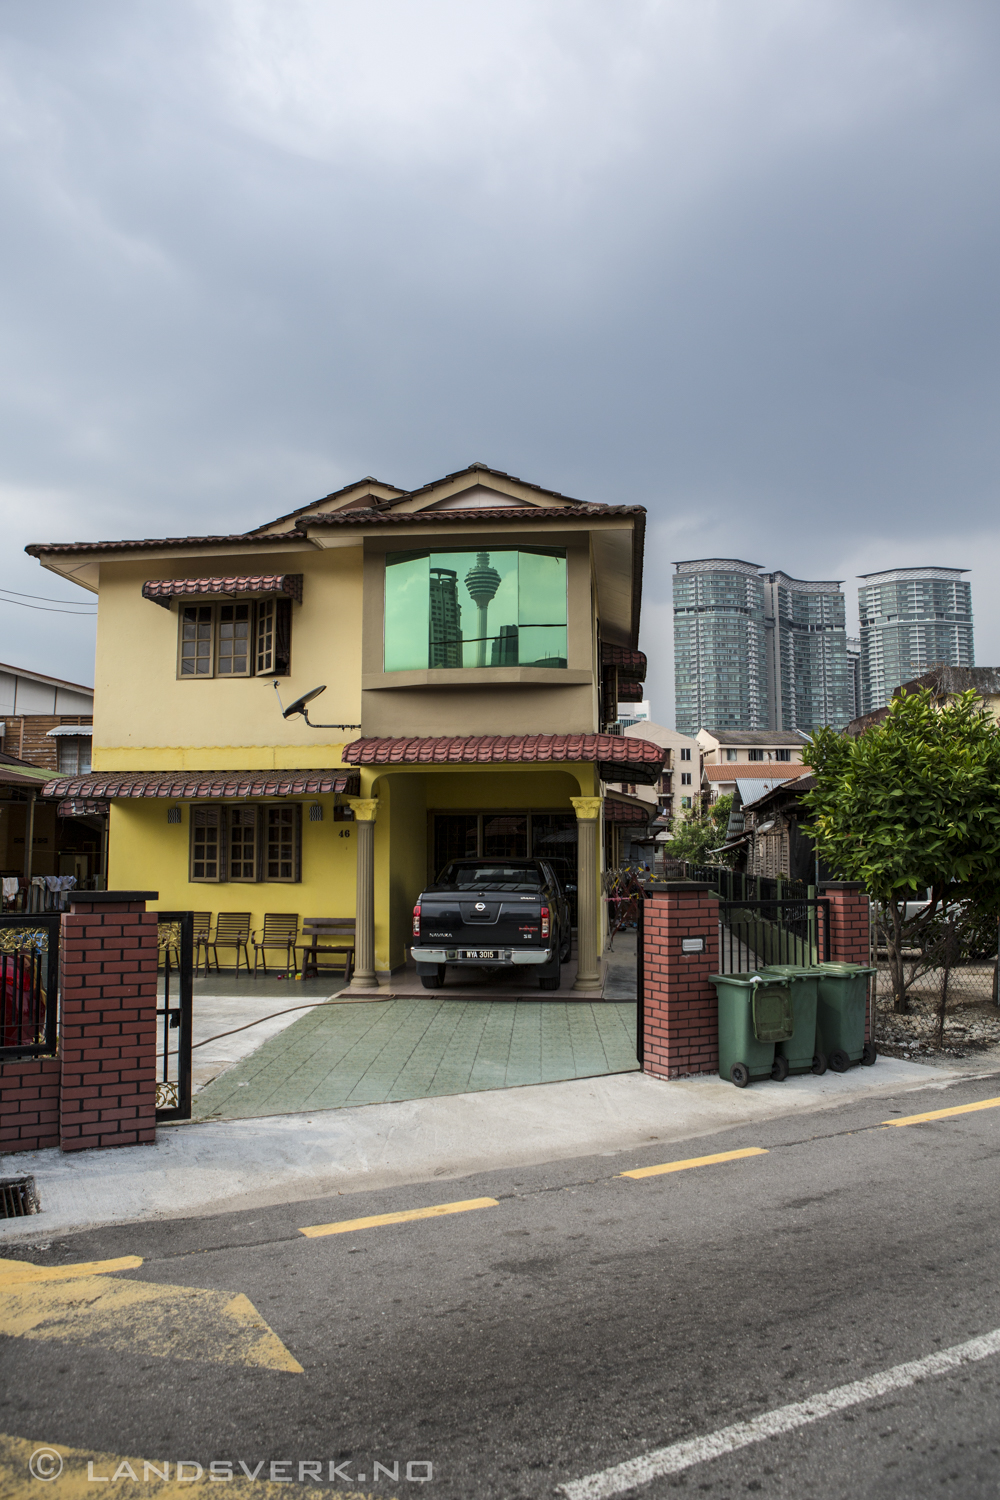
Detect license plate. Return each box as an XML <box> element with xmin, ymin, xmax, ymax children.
<box><xmin>460</xmin><ymin>949</ymin><xmax>500</xmax><ymax>961</ymax></box>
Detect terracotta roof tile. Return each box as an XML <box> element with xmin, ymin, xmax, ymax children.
<box><xmin>142</xmin><ymin>574</ymin><xmax>303</xmax><ymax>606</ymax></box>
<box><xmin>40</xmin><ymin>769</ymin><xmax>360</xmax><ymax>800</ymax></box>
<box><xmin>342</xmin><ymin>734</ymin><xmax>665</xmax><ymax>785</ymax></box>
<box><xmin>301</xmin><ymin>504</ymin><xmax>644</xmax><ymax>527</ymax></box>
<box><xmin>704</xmin><ymin>763</ymin><xmax>811</xmax><ymax>780</ymax></box>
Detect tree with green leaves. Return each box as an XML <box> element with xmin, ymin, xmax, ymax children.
<box><xmin>803</xmin><ymin>688</ymin><xmax>1000</xmax><ymax>1012</ymax></box>
<box><xmin>666</xmin><ymin>794</ymin><xmax>735</xmax><ymax>868</ymax></box>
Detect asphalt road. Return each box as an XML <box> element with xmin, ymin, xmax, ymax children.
<box><xmin>3</xmin><ymin>1068</ymin><xmax>1000</xmax><ymax>1499</ymax></box>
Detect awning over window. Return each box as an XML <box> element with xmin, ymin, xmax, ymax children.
<box><xmin>601</xmin><ymin>645</ymin><xmax>647</xmax><ymax>681</ymax></box>
<box><xmin>57</xmin><ymin>799</ymin><xmax>108</xmax><ymax>818</ymax></box>
<box><xmin>141</xmin><ymin>574</ymin><xmax>304</xmax><ymax>608</ymax></box>
<box><xmin>40</xmin><ymin>768</ymin><xmax>359</xmax><ymax>800</ymax></box>
<box><xmin>604</xmin><ymin>796</ymin><xmax>652</xmax><ymax>824</ymax></box>
<box><xmin>46</xmin><ymin>725</ymin><xmax>93</xmax><ymax>737</ymax></box>
<box><xmin>342</xmin><ymin>734</ymin><xmax>666</xmax><ymax>785</ymax></box>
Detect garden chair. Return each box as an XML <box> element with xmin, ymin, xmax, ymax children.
<box><xmin>203</xmin><ymin>912</ymin><xmax>252</xmax><ymax>975</ymax></box>
<box><xmin>252</xmin><ymin>913</ymin><xmax>300</xmax><ymax>976</ymax></box>
<box><xmin>297</xmin><ymin>918</ymin><xmax>356</xmax><ymax>983</ymax></box>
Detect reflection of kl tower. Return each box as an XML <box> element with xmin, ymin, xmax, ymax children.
<box><xmin>464</xmin><ymin>552</ymin><xmax>501</xmax><ymax>666</ymax></box>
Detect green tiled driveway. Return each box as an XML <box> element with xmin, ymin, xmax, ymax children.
<box><xmin>193</xmin><ymin>999</ymin><xmax>639</xmax><ymax>1120</ymax></box>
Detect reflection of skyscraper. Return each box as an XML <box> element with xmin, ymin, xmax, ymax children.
<box><xmin>429</xmin><ymin>568</ymin><xmax>462</xmax><ymax>667</ymax></box>
<box><xmin>490</xmin><ymin>624</ymin><xmax>519</xmax><ymax>665</ymax></box>
<box><xmin>464</xmin><ymin>552</ymin><xmax>501</xmax><ymax>667</ymax></box>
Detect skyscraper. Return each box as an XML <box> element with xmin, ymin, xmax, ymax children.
<box><xmin>429</xmin><ymin>567</ymin><xmax>462</xmax><ymax>668</ymax></box>
<box><xmin>857</xmin><ymin>567</ymin><xmax>974</xmax><ymax>713</ymax></box>
<box><xmin>672</xmin><ymin>560</ymin><xmax>768</xmax><ymax>735</ymax></box>
<box><xmin>761</xmin><ymin>573</ymin><xmax>853</xmax><ymax>733</ymax></box>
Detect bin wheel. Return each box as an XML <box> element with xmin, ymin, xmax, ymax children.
<box><xmin>829</xmin><ymin>1048</ymin><xmax>850</xmax><ymax>1073</ymax></box>
<box><xmin>730</xmin><ymin>1063</ymin><xmax>750</xmax><ymax>1088</ymax></box>
<box><xmin>862</xmin><ymin>1041</ymin><xmax>878</xmax><ymax>1066</ymax></box>
<box><xmin>812</xmin><ymin>1052</ymin><xmax>828</xmax><ymax>1076</ymax></box>
<box><xmin>771</xmin><ymin>1056</ymin><xmax>789</xmax><ymax>1082</ymax></box>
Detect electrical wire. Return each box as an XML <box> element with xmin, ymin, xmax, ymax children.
<box><xmin>0</xmin><ymin>596</ymin><xmax>96</xmax><ymax>615</ymax></box>
<box><xmin>0</xmin><ymin>585</ymin><xmax>96</xmax><ymax>604</ymax></box>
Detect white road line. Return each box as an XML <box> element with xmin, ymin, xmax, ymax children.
<box><xmin>560</xmin><ymin>1326</ymin><xmax>1000</xmax><ymax>1500</ymax></box>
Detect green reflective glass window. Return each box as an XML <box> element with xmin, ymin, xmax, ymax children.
<box><xmin>384</xmin><ymin>549</ymin><xmax>566</xmax><ymax>671</ymax></box>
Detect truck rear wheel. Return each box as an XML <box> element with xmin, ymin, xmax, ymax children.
<box><xmin>539</xmin><ymin>957</ymin><xmax>561</xmax><ymax>991</ymax></box>
<box><xmin>420</xmin><ymin>964</ymin><xmax>445</xmax><ymax>990</ymax></box>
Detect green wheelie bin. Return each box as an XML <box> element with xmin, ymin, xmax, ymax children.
<box><xmin>761</xmin><ymin>964</ymin><xmax>825</xmax><ymax>1078</ymax></box>
<box><xmin>814</xmin><ymin>962</ymin><xmax>878</xmax><ymax>1071</ymax></box>
<box><xmin>710</xmin><ymin>972</ymin><xmax>795</xmax><ymax>1088</ymax></box>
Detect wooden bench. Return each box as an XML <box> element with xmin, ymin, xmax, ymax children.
<box><xmin>297</xmin><ymin>918</ymin><xmax>355</xmax><ymax>983</ymax></box>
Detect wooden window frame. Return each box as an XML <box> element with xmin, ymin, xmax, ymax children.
<box><xmin>190</xmin><ymin>807</ymin><xmax>226</xmax><ymax>882</ymax></box>
<box><xmin>177</xmin><ymin>599</ymin><xmax>292</xmax><ymax>681</ymax></box>
<box><xmin>216</xmin><ymin>603</ymin><xmax>254</xmax><ymax>679</ymax></box>
<box><xmin>264</xmin><ymin>804</ymin><xmax>302</xmax><ymax>884</ymax></box>
<box><xmin>228</xmin><ymin>806</ymin><xmax>260</xmax><ymax>882</ymax></box>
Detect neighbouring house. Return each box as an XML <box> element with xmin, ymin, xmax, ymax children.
<box><xmin>27</xmin><ymin>462</ymin><xmax>664</xmax><ymax>985</ymax></box>
<box><xmin>0</xmin><ymin>663</ymin><xmax>105</xmax><ymax>893</ymax></box>
<box><xmin>697</xmin><ymin>727</ymin><xmax>809</xmax><ymax>766</ymax></box>
<box><xmin>702</xmin><ymin>760</ymin><xmax>813</xmax><ymax>807</ymax></box>
<box><xmin>603</xmin><ymin>721</ymin><xmax>700</xmax><ymax>866</ymax></box>
<box><xmin>846</xmin><ymin>665</ymin><xmax>1000</xmax><ymax>737</ymax></box>
<box><xmin>720</xmin><ymin>774</ymin><xmax>839</xmax><ymax>883</ymax></box>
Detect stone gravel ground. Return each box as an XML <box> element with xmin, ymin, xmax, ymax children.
<box><xmin>875</xmin><ymin>958</ymin><xmax>1000</xmax><ymax>1059</ymax></box>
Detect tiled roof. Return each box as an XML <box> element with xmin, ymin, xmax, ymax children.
<box><xmin>702</xmin><ymin>729</ymin><xmax>808</xmax><ymax>747</ymax></box>
<box><xmin>397</xmin><ymin>462</ymin><xmax>592</xmax><ymax>507</ymax></box>
<box><xmin>300</xmin><ymin>504</ymin><xmax>643</xmax><ymax>527</ymax></box>
<box><xmin>342</xmin><ymin>734</ymin><xmax>666</xmax><ymax>785</ymax></box>
<box><xmin>142</xmin><ymin>574</ymin><xmax>304</xmax><ymax>606</ymax></box>
<box><xmin>40</xmin><ymin>769</ymin><xmax>360</xmax><ymax>800</ymax></box>
<box><xmin>705</xmin><ymin>763</ymin><xmax>811</xmax><ymax>780</ymax></box>
<box><xmin>26</xmin><ymin>532</ymin><xmax>303</xmax><ymax>558</ymax></box>
<box><xmin>604</xmin><ymin>796</ymin><xmax>652</xmax><ymax>824</ymax></box>
<box><xmin>601</xmin><ymin>645</ymin><xmax>647</xmax><ymax>679</ymax></box>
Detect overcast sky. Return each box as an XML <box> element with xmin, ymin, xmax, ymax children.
<box><xmin>2</xmin><ymin>0</ymin><xmax>999</xmax><ymax>721</ymax></box>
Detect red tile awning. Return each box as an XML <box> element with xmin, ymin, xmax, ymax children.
<box><xmin>601</xmin><ymin>645</ymin><xmax>647</xmax><ymax>681</ymax></box>
<box><xmin>342</xmin><ymin>734</ymin><xmax>666</xmax><ymax>785</ymax></box>
<box><xmin>604</xmin><ymin>796</ymin><xmax>652</xmax><ymax>824</ymax></box>
<box><xmin>40</xmin><ymin>769</ymin><xmax>359</xmax><ymax>801</ymax></box>
<box><xmin>141</xmin><ymin>574</ymin><xmax>304</xmax><ymax>608</ymax></box>
<box><xmin>57</xmin><ymin>799</ymin><xmax>109</xmax><ymax>818</ymax></box>
<box><xmin>616</xmin><ymin>680</ymin><xmax>645</xmax><ymax>703</ymax></box>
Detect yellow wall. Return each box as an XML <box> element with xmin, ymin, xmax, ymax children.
<box><xmin>108</xmin><ymin>795</ymin><xmax>358</xmax><ymax>948</ymax></box>
<box><xmin>93</xmin><ymin>549</ymin><xmax>363</xmax><ymax>763</ymax></box>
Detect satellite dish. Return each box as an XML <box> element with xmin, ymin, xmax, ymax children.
<box><xmin>272</xmin><ymin>680</ymin><xmax>360</xmax><ymax>731</ymax></box>
<box><xmin>281</xmin><ymin>684</ymin><xmax>327</xmax><ymax>720</ymax></box>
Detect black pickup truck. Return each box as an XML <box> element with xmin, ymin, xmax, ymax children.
<box><xmin>411</xmin><ymin>857</ymin><xmax>572</xmax><ymax>990</ymax></box>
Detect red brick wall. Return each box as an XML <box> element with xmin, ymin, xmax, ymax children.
<box><xmin>821</xmin><ymin>882</ymin><xmax>872</xmax><ymax>1040</ymax></box>
<box><xmin>641</xmin><ymin>882</ymin><xmax>720</xmax><ymax>1079</ymax></box>
<box><xmin>59</xmin><ymin>898</ymin><xmax>159</xmax><ymax>1151</ymax></box>
<box><xmin>0</xmin><ymin>1056</ymin><xmax>60</xmax><ymax>1153</ymax></box>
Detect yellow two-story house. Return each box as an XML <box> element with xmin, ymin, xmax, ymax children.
<box><xmin>28</xmin><ymin>463</ymin><xmax>661</xmax><ymax>989</ymax></box>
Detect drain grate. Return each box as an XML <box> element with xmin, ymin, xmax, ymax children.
<box><xmin>0</xmin><ymin>1176</ymin><xmax>40</xmax><ymax>1218</ymax></box>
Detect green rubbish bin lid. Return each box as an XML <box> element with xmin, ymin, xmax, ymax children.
<box><xmin>707</xmin><ymin>972</ymin><xmax>768</xmax><ymax>987</ymax></box>
<box><xmin>814</xmin><ymin>961</ymin><xmax>877</xmax><ymax>975</ymax></box>
<box><xmin>761</xmin><ymin>963</ymin><xmax>816</xmax><ymax>977</ymax></box>
<box><xmin>752</xmin><ymin>982</ymin><xmax>794</xmax><ymax>1043</ymax></box>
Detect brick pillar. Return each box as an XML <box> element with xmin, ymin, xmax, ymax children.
<box><xmin>59</xmin><ymin>890</ymin><xmax>159</xmax><ymax>1152</ymax></box>
<box><xmin>820</xmin><ymin>881</ymin><xmax>871</xmax><ymax>1041</ymax></box>
<box><xmin>641</xmin><ymin>881</ymin><xmax>720</xmax><ymax>1079</ymax></box>
<box><xmin>0</xmin><ymin>1057</ymin><xmax>61</xmax><ymax>1154</ymax></box>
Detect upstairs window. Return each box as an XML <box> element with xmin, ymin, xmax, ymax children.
<box><xmin>680</xmin><ymin>747</ymin><xmax>692</xmax><ymax>761</ymax></box>
<box><xmin>748</xmin><ymin>749</ymin><xmax>764</xmax><ymax>762</ymax></box>
<box><xmin>57</xmin><ymin>737</ymin><xmax>92</xmax><ymax>775</ymax></box>
<box><xmin>725</xmin><ymin>749</ymin><xmax>738</xmax><ymax>762</ymax></box>
<box><xmin>384</xmin><ymin>548</ymin><xmax>567</xmax><ymax>671</ymax></box>
<box><xmin>775</xmin><ymin>748</ymin><xmax>791</xmax><ymax>762</ymax></box>
<box><xmin>178</xmin><ymin>600</ymin><xmax>291</xmax><ymax>679</ymax></box>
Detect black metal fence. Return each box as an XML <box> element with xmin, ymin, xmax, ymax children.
<box><xmin>0</xmin><ymin>913</ymin><xmax>60</xmax><ymax>1060</ymax></box>
<box><xmin>716</xmin><ymin>897</ymin><xmax>831</xmax><ymax>974</ymax></box>
<box><xmin>155</xmin><ymin>911</ymin><xmax>193</xmax><ymax>1121</ymax></box>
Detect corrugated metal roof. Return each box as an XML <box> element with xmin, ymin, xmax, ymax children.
<box><xmin>736</xmin><ymin>775</ymin><xmax>797</xmax><ymax>807</ymax></box>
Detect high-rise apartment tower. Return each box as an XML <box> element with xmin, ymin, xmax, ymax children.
<box><xmin>857</xmin><ymin>567</ymin><xmax>974</xmax><ymax>713</ymax></box>
<box><xmin>672</xmin><ymin>560</ymin><xmax>767</xmax><ymax>736</ymax></box>
<box><xmin>761</xmin><ymin>573</ymin><xmax>853</xmax><ymax>733</ymax></box>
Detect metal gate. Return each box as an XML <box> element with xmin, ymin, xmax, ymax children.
<box><xmin>0</xmin><ymin>913</ymin><xmax>60</xmax><ymax>1060</ymax></box>
<box><xmin>155</xmin><ymin>911</ymin><xmax>193</xmax><ymax>1121</ymax></box>
<box><xmin>716</xmin><ymin>894</ymin><xmax>831</xmax><ymax>973</ymax></box>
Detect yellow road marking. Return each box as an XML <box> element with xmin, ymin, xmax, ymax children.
<box><xmin>883</xmin><ymin>1095</ymin><xmax>1000</xmax><ymax>1127</ymax></box>
<box><xmin>0</xmin><ymin>1277</ymin><xmax>302</xmax><ymax>1373</ymax></box>
<box><xmin>621</xmin><ymin>1147</ymin><xmax>769</xmax><ymax>1179</ymax></box>
<box><xmin>0</xmin><ymin>1255</ymin><xmax>142</xmax><ymax>1286</ymax></box>
<box><xmin>300</xmin><ymin>1195</ymin><xmax>499</xmax><ymax>1238</ymax></box>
